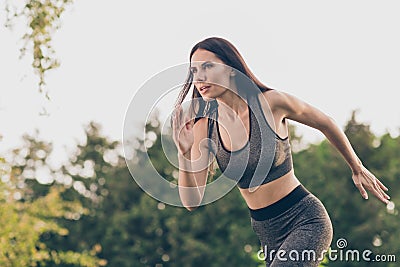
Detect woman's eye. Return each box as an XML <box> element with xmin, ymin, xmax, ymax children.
<box><xmin>190</xmin><ymin>63</ymin><xmax>212</xmax><ymax>74</ymax></box>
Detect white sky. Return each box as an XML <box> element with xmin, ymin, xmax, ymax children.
<box><xmin>1</xmin><ymin>0</ymin><xmax>400</xmax><ymax>166</ymax></box>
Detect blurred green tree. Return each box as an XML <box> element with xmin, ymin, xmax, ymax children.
<box><xmin>0</xmin><ymin>138</ymin><xmax>105</xmax><ymax>267</ymax></box>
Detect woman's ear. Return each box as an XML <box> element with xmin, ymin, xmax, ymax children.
<box><xmin>230</xmin><ymin>68</ymin><xmax>236</xmax><ymax>77</ymax></box>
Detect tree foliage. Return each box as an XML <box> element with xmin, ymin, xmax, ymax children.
<box><xmin>4</xmin><ymin>0</ymin><xmax>74</xmax><ymax>99</ymax></box>
<box><xmin>0</xmin><ymin>138</ymin><xmax>105</xmax><ymax>267</ymax></box>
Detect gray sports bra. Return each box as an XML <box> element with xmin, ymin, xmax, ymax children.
<box><xmin>207</xmin><ymin>91</ymin><xmax>293</xmax><ymax>189</ymax></box>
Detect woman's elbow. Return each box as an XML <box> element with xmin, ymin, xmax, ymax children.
<box><xmin>182</xmin><ymin>201</ymin><xmax>200</xmax><ymax>211</ymax></box>
<box><xmin>179</xmin><ymin>191</ymin><xmax>202</xmax><ymax>211</ymax></box>
<box><xmin>185</xmin><ymin>206</ymin><xmax>198</xmax><ymax>212</ymax></box>
<box><xmin>319</xmin><ymin>116</ymin><xmax>337</xmax><ymax>133</ymax></box>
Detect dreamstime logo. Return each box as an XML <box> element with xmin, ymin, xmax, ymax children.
<box><xmin>257</xmin><ymin>238</ymin><xmax>397</xmax><ymax>263</ymax></box>
<box><xmin>123</xmin><ymin>62</ymin><xmax>278</xmax><ymax>207</ymax></box>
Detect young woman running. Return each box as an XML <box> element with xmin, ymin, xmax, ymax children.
<box><xmin>172</xmin><ymin>36</ymin><xmax>390</xmax><ymax>266</ymax></box>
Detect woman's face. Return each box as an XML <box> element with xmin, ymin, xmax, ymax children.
<box><xmin>190</xmin><ymin>49</ymin><xmax>233</xmax><ymax>100</ymax></box>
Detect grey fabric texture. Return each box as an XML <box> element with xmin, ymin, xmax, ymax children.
<box><xmin>251</xmin><ymin>193</ymin><xmax>333</xmax><ymax>266</ymax></box>
<box><xmin>207</xmin><ymin>91</ymin><xmax>293</xmax><ymax>188</ymax></box>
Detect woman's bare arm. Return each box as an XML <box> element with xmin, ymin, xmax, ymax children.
<box><xmin>267</xmin><ymin>90</ymin><xmax>390</xmax><ymax>204</ymax></box>
<box><xmin>174</xmin><ymin>116</ymin><xmax>210</xmax><ymax>211</ymax></box>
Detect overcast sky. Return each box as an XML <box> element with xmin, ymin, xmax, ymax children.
<box><xmin>1</xmin><ymin>0</ymin><xmax>399</xmax><ymax>166</ymax></box>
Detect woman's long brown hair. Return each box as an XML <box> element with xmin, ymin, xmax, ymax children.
<box><xmin>174</xmin><ymin>36</ymin><xmax>273</xmax><ymax>116</ymax></box>
<box><xmin>173</xmin><ymin>36</ymin><xmax>274</xmax><ymax>180</ymax></box>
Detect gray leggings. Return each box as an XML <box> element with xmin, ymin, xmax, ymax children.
<box><xmin>249</xmin><ymin>185</ymin><xmax>333</xmax><ymax>266</ymax></box>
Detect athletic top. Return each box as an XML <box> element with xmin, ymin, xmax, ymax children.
<box><xmin>207</xmin><ymin>91</ymin><xmax>293</xmax><ymax>189</ymax></box>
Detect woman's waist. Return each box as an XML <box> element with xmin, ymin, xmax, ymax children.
<box><xmin>238</xmin><ymin>170</ymin><xmax>301</xmax><ymax>210</ymax></box>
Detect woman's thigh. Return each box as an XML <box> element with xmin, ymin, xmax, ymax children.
<box><xmin>251</xmin><ymin>194</ymin><xmax>333</xmax><ymax>266</ymax></box>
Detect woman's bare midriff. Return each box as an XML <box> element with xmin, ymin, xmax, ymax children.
<box><xmin>238</xmin><ymin>169</ymin><xmax>301</xmax><ymax>210</ymax></box>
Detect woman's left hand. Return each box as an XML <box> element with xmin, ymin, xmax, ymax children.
<box><xmin>352</xmin><ymin>165</ymin><xmax>390</xmax><ymax>204</ymax></box>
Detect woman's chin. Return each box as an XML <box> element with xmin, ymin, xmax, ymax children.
<box><xmin>202</xmin><ymin>95</ymin><xmax>216</xmax><ymax>101</ymax></box>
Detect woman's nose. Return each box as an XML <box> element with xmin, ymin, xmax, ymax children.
<box><xmin>194</xmin><ymin>70</ymin><xmax>206</xmax><ymax>82</ymax></box>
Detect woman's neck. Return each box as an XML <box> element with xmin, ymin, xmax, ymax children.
<box><xmin>216</xmin><ymin>88</ymin><xmax>248</xmax><ymax>118</ymax></box>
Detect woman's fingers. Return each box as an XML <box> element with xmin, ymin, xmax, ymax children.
<box><xmin>371</xmin><ymin>187</ymin><xmax>389</xmax><ymax>204</ymax></box>
<box><xmin>354</xmin><ymin>181</ymin><xmax>368</xmax><ymax>200</ymax></box>
<box><xmin>381</xmin><ymin>190</ymin><xmax>391</xmax><ymax>200</ymax></box>
<box><xmin>365</xmin><ymin>178</ymin><xmax>390</xmax><ymax>204</ymax></box>
<box><xmin>375</xmin><ymin>179</ymin><xmax>390</xmax><ymax>200</ymax></box>
<box><xmin>354</xmin><ymin>167</ymin><xmax>391</xmax><ymax>204</ymax></box>
<box><xmin>376</xmin><ymin>178</ymin><xmax>389</xmax><ymax>191</ymax></box>
<box><xmin>172</xmin><ymin>105</ymin><xmax>193</xmax><ymax>152</ymax></box>
<box><xmin>183</xmin><ymin>113</ymin><xmax>193</xmax><ymax>131</ymax></box>
<box><xmin>367</xmin><ymin>172</ymin><xmax>390</xmax><ymax>203</ymax></box>
<box><xmin>176</xmin><ymin>105</ymin><xmax>193</xmax><ymax>133</ymax></box>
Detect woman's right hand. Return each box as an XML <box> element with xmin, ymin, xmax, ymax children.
<box><xmin>352</xmin><ymin>164</ymin><xmax>390</xmax><ymax>204</ymax></box>
<box><xmin>172</xmin><ymin>105</ymin><xmax>194</xmax><ymax>156</ymax></box>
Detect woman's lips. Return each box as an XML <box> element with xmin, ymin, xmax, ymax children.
<box><xmin>199</xmin><ymin>85</ymin><xmax>211</xmax><ymax>92</ymax></box>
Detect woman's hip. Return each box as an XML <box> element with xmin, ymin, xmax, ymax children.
<box><xmin>250</xmin><ymin>191</ymin><xmax>333</xmax><ymax>245</ymax></box>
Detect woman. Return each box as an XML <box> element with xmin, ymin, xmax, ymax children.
<box><xmin>171</xmin><ymin>36</ymin><xmax>390</xmax><ymax>266</ymax></box>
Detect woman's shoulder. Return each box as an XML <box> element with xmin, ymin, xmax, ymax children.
<box><xmin>260</xmin><ymin>88</ymin><xmax>319</xmax><ymax>121</ymax></box>
<box><xmin>261</xmin><ymin>88</ymin><xmax>286</xmax><ymax>100</ymax></box>
<box><xmin>258</xmin><ymin>88</ymin><xmax>303</xmax><ymax>120</ymax></box>
<box><xmin>259</xmin><ymin>88</ymin><xmax>291</xmax><ymax>110</ymax></box>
